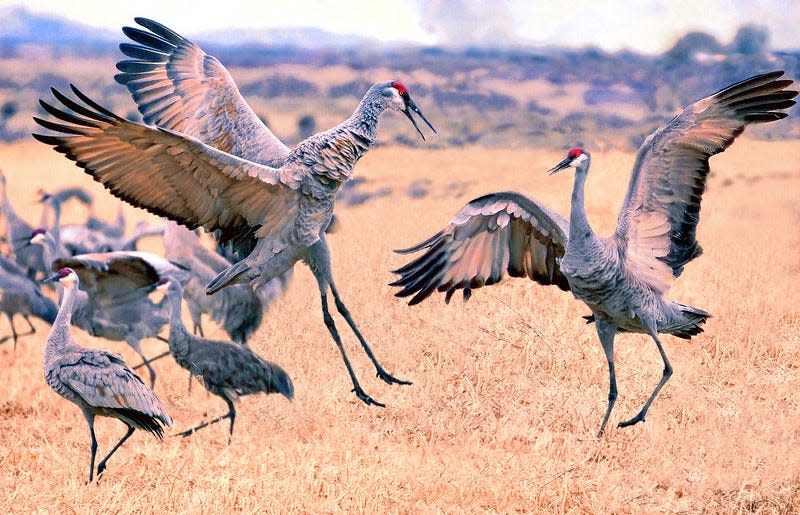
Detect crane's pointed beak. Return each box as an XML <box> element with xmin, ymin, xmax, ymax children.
<box><xmin>42</xmin><ymin>273</ymin><xmax>60</xmax><ymax>284</ymax></box>
<box><xmin>548</xmin><ymin>156</ymin><xmax>573</xmax><ymax>175</ymax></box>
<box><xmin>402</xmin><ymin>96</ymin><xmax>436</xmax><ymax>140</ymax></box>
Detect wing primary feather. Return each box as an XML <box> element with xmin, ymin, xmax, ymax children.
<box><xmin>394</xmin><ymin>231</ymin><xmax>444</xmax><ymax>254</ymax></box>
<box><xmin>118</xmin><ymin>43</ymin><xmax>170</xmax><ymax>62</ymax></box>
<box><xmin>133</xmin><ymin>17</ymin><xmax>185</xmax><ymax>45</ymax></box>
<box><xmin>120</xmin><ymin>26</ymin><xmax>176</xmax><ymax>52</ymax></box>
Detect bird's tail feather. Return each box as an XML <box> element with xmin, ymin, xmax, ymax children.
<box><xmin>666</xmin><ymin>303</ymin><xmax>711</xmax><ymax>339</ymax></box>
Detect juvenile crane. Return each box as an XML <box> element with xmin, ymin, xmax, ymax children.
<box><xmin>163</xmin><ymin>221</ymin><xmax>268</xmax><ymax>344</ymax></box>
<box><xmin>32</xmin><ymin>17</ymin><xmax>435</xmax><ymax>406</ymax></box>
<box><xmin>160</xmin><ymin>278</ymin><xmax>293</xmax><ymax>443</ymax></box>
<box><xmin>43</xmin><ymin>267</ymin><xmax>171</xmax><ymax>482</ymax></box>
<box><xmin>392</xmin><ymin>71</ymin><xmax>797</xmax><ymax>435</ymax></box>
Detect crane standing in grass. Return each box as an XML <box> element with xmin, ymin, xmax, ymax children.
<box><xmin>392</xmin><ymin>71</ymin><xmax>797</xmax><ymax>436</ymax></box>
<box><xmin>33</xmin><ymin>17</ymin><xmax>435</xmax><ymax>407</ymax></box>
<box><xmin>43</xmin><ymin>267</ymin><xmax>171</xmax><ymax>482</ymax></box>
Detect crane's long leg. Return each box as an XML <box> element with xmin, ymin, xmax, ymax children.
<box><xmin>307</xmin><ymin>238</ymin><xmax>384</xmax><ymax>407</ymax></box>
<box><xmin>618</xmin><ymin>325</ymin><xmax>672</xmax><ymax>428</ymax></box>
<box><xmin>126</xmin><ymin>337</ymin><xmax>156</xmax><ymax>388</ymax></box>
<box><xmin>595</xmin><ymin>318</ymin><xmax>618</xmax><ymax>437</ymax></box>
<box><xmin>329</xmin><ymin>283</ymin><xmax>411</xmax><ymax>386</ymax></box>
<box><xmin>132</xmin><ymin>350</ymin><xmax>170</xmax><ymax>369</ymax></box>
<box><xmin>22</xmin><ymin>314</ymin><xmax>36</xmax><ymax>334</ymax></box>
<box><xmin>0</xmin><ymin>312</ymin><xmax>20</xmax><ymax>350</ymax></box>
<box><xmin>96</xmin><ymin>424</ymin><xmax>135</xmax><ymax>477</ymax></box>
<box><xmin>320</xmin><ymin>292</ymin><xmax>384</xmax><ymax>407</ymax></box>
<box><xmin>88</xmin><ymin>420</ymin><xmax>98</xmax><ymax>483</ymax></box>
<box><xmin>176</xmin><ymin>396</ymin><xmax>236</xmax><ymax>442</ymax></box>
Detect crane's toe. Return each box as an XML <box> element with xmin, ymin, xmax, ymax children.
<box><xmin>351</xmin><ymin>387</ymin><xmax>386</xmax><ymax>408</ymax></box>
<box><xmin>617</xmin><ymin>412</ymin><xmax>646</xmax><ymax>428</ymax></box>
<box><xmin>376</xmin><ymin>370</ymin><xmax>413</xmax><ymax>386</ymax></box>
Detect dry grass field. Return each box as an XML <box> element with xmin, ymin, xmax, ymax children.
<box><xmin>0</xmin><ymin>136</ymin><xmax>799</xmax><ymax>513</ymax></box>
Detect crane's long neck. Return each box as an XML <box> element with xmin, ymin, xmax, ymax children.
<box><xmin>296</xmin><ymin>90</ymin><xmax>383</xmax><ymax>185</ymax></box>
<box><xmin>568</xmin><ymin>166</ymin><xmax>599</xmax><ymax>249</ymax></box>
<box><xmin>38</xmin><ymin>233</ymin><xmax>57</xmax><ymax>268</ymax></box>
<box><xmin>47</xmin><ymin>199</ymin><xmax>62</xmax><ymax>250</ymax></box>
<box><xmin>166</xmin><ymin>285</ymin><xmax>190</xmax><ymax>356</ymax></box>
<box><xmin>45</xmin><ymin>282</ymin><xmax>78</xmax><ymax>362</ymax></box>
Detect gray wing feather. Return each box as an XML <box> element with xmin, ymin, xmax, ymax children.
<box><xmin>58</xmin><ymin>349</ymin><xmax>172</xmax><ymax>426</ymax></box>
<box><xmin>615</xmin><ymin>71</ymin><xmax>796</xmax><ymax>293</ymax></box>
<box><xmin>392</xmin><ymin>191</ymin><xmax>570</xmax><ymax>305</ymax></box>
<box><xmin>115</xmin><ymin>17</ymin><xmax>290</xmax><ymax>166</ymax></box>
<box><xmin>32</xmin><ymin>85</ymin><xmax>303</xmax><ymax>249</ymax></box>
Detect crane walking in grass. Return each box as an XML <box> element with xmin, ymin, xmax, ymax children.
<box><xmin>43</xmin><ymin>267</ymin><xmax>171</xmax><ymax>482</ymax></box>
<box><xmin>392</xmin><ymin>71</ymin><xmax>797</xmax><ymax>436</ymax></box>
<box><xmin>159</xmin><ymin>278</ymin><xmax>293</xmax><ymax>443</ymax></box>
<box><xmin>32</xmin><ymin>17</ymin><xmax>435</xmax><ymax>407</ymax></box>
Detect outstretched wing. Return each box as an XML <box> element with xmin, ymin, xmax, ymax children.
<box><xmin>115</xmin><ymin>17</ymin><xmax>290</xmax><ymax>166</ymax></box>
<box><xmin>53</xmin><ymin>252</ymin><xmax>168</xmax><ymax>308</ymax></box>
<box><xmin>614</xmin><ymin>71</ymin><xmax>797</xmax><ymax>294</ymax></box>
<box><xmin>392</xmin><ymin>191</ymin><xmax>570</xmax><ymax>305</ymax></box>
<box><xmin>58</xmin><ymin>350</ymin><xmax>172</xmax><ymax>431</ymax></box>
<box><xmin>32</xmin><ymin>85</ymin><xmax>304</xmax><ymax>250</ymax></box>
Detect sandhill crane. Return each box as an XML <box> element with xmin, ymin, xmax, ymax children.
<box><xmin>32</xmin><ymin>17</ymin><xmax>434</xmax><ymax>406</ymax></box>
<box><xmin>160</xmin><ymin>278</ymin><xmax>293</xmax><ymax>442</ymax></box>
<box><xmin>163</xmin><ymin>221</ymin><xmax>267</xmax><ymax>343</ymax></box>
<box><xmin>0</xmin><ymin>253</ymin><xmax>57</xmax><ymax>349</ymax></box>
<box><xmin>42</xmin><ymin>267</ymin><xmax>171</xmax><ymax>482</ymax></box>
<box><xmin>0</xmin><ymin>172</ymin><xmax>46</xmax><ymax>278</ymax></box>
<box><xmin>392</xmin><ymin>71</ymin><xmax>797</xmax><ymax>436</ymax></box>
<box><xmin>30</xmin><ymin>229</ymin><xmax>189</xmax><ymax>387</ymax></box>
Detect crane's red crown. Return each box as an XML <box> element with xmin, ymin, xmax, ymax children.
<box><xmin>568</xmin><ymin>147</ymin><xmax>584</xmax><ymax>158</ymax></box>
<box><xmin>157</xmin><ymin>278</ymin><xmax>169</xmax><ymax>286</ymax></box>
<box><xmin>32</xmin><ymin>227</ymin><xmax>47</xmax><ymax>236</ymax></box>
<box><xmin>57</xmin><ymin>267</ymin><xmax>72</xmax><ymax>278</ymax></box>
<box><xmin>391</xmin><ymin>81</ymin><xmax>409</xmax><ymax>96</ymax></box>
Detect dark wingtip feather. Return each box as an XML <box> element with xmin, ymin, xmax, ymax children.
<box><xmin>393</xmin><ymin>231</ymin><xmax>443</xmax><ymax>254</ymax></box>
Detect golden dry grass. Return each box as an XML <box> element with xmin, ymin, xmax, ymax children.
<box><xmin>0</xmin><ymin>138</ymin><xmax>799</xmax><ymax>513</ymax></box>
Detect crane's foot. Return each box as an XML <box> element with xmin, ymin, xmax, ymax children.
<box><xmin>352</xmin><ymin>387</ymin><xmax>385</xmax><ymax>408</ymax></box>
<box><xmin>176</xmin><ymin>428</ymin><xmax>195</xmax><ymax>438</ymax></box>
<box><xmin>617</xmin><ymin>411</ymin><xmax>646</xmax><ymax>428</ymax></box>
<box><xmin>375</xmin><ymin>368</ymin><xmax>412</xmax><ymax>386</ymax></box>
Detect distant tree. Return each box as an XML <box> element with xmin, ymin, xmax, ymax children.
<box><xmin>732</xmin><ymin>25</ymin><xmax>770</xmax><ymax>55</ymax></box>
<box><xmin>297</xmin><ymin>114</ymin><xmax>316</xmax><ymax>140</ymax></box>
<box><xmin>662</xmin><ymin>31</ymin><xmax>723</xmax><ymax>63</ymax></box>
<box><xmin>1</xmin><ymin>101</ymin><xmax>18</xmax><ymax>121</ymax></box>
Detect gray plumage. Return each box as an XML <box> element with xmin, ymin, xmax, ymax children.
<box><xmin>163</xmin><ymin>221</ymin><xmax>271</xmax><ymax>344</ymax></box>
<box><xmin>392</xmin><ymin>71</ymin><xmax>797</xmax><ymax>436</ymax></box>
<box><xmin>42</xmin><ymin>267</ymin><xmax>171</xmax><ymax>482</ymax></box>
<box><xmin>0</xmin><ymin>253</ymin><xmax>57</xmax><ymax>349</ymax></box>
<box><xmin>0</xmin><ymin>171</ymin><xmax>46</xmax><ymax>278</ymax></box>
<box><xmin>40</xmin><ymin>192</ymin><xmax>148</xmax><ymax>255</ymax></box>
<box><xmin>32</xmin><ymin>17</ymin><xmax>434</xmax><ymax>406</ymax></box>
<box><xmin>32</xmin><ymin>229</ymin><xmax>189</xmax><ymax>387</ymax></box>
<box><xmin>161</xmin><ymin>278</ymin><xmax>293</xmax><ymax>442</ymax></box>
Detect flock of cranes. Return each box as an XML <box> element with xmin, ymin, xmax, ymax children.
<box><xmin>0</xmin><ymin>16</ymin><xmax>794</xmax><ymax>482</ymax></box>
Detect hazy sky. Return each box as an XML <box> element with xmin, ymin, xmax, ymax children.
<box><xmin>4</xmin><ymin>0</ymin><xmax>799</xmax><ymax>52</ymax></box>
